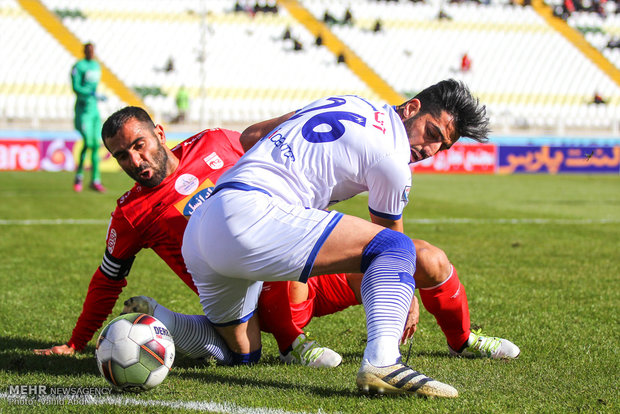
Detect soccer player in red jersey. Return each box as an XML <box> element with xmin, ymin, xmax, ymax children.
<box><xmin>35</xmin><ymin>103</ymin><xmax>517</xmax><ymax>367</ymax></box>
<box><xmin>34</xmin><ymin>106</ymin><xmax>403</xmax><ymax>366</ymax></box>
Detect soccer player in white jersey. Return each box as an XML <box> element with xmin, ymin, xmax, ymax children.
<box><xmin>182</xmin><ymin>79</ymin><xmax>517</xmax><ymax>398</ymax></box>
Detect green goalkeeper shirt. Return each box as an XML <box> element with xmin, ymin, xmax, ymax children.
<box><xmin>71</xmin><ymin>58</ymin><xmax>101</xmax><ymax>114</ymax></box>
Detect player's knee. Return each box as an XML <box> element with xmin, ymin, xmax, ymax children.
<box><xmin>412</xmin><ymin>239</ymin><xmax>451</xmax><ymax>287</ymax></box>
<box><xmin>360</xmin><ymin>229</ymin><xmax>416</xmax><ymax>273</ymax></box>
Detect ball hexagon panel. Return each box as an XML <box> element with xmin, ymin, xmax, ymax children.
<box><xmin>111</xmin><ymin>337</ymin><xmax>140</xmax><ymax>367</ymax></box>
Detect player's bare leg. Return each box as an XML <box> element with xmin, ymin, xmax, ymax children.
<box><xmin>288</xmin><ymin>281</ymin><xmax>308</xmax><ymax>304</ymax></box>
<box><xmin>213</xmin><ymin>313</ymin><xmax>262</xmax><ymax>364</ymax></box>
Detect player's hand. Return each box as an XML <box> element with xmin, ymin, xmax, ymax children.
<box><xmin>400</xmin><ymin>295</ymin><xmax>419</xmax><ymax>345</ymax></box>
<box><xmin>33</xmin><ymin>344</ymin><xmax>75</xmax><ymax>356</ymax></box>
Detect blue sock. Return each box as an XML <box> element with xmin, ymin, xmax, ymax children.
<box><xmin>231</xmin><ymin>347</ymin><xmax>262</xmax><ymax>365</ymax></box>
<box><xmin>360</xmin><ymin>229</ymin><xmax>416</xmax><ymax>367</ymax></box>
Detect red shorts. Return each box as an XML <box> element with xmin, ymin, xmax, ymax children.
<box><xmin>259</xmin><ymin>273</ymin><xmax>359</xmax><ymax>333</ymax></box>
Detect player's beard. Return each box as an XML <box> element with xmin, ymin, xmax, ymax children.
<box><xmin>130</xmin><ymin>142</ymin><xmax>170</xmax><ymax>188</ymax></box>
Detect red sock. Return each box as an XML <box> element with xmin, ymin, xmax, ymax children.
<box><xmin>257</xmin><ymin>282</ymin><xmax>305</xmax><ymax>353</ymax></box>
<box><xmin>418</xmin><ymin>266</ymin><xmax>471</xmax><ymax>351</ymax></box>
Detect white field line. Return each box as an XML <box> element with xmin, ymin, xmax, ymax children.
<box><xmin>0</xmin><ymin>218</ymin><xmax>618</xmax><ymax>226</ymax></box>
<box><xmin>0</xmin><ymin>219</ymin><xmax>109</xmax><ymax>225</ymax></box>
<box><xmin>404</xmin><ymin>218</ymin><xmax>620</xmax><ymax>225</ymax></box>
<box><xmin>0</xmin><ymin>392</ymin><xmax>329</xmax><ymax>414</ymax></box>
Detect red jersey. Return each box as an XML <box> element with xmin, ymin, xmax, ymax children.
<box><xmin>68</xmin><ymin>128</ymin><xmax>244</xmax><ymax>351</ymax></box>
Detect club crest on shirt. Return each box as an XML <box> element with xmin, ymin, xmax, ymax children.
<box><xmin>175</xmin><ymin>174</ymin><xmax>199</xmax><ymax>195</ymax></box>
<box><xmin>402</xmin><ymin>185</ymin><xmax>411</xmax><ymax>203</ymax></box>
<box><xmin>203</xmin><ymin>152</ymin><xmax>224</xmax><ymax>170</ymax></box>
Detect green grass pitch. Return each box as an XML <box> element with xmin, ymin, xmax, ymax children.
<box><xmin>0</xmin><ymin>171</ymin><xmax>618</xmax><ymax>413</ymax></box>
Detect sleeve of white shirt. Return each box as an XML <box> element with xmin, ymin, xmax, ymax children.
<box><xmin>365</xmin><ymin>154</ymin><xmax>412</xmax><ymax>220</ymax></box>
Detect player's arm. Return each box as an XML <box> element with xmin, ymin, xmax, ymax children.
<box><xmin>34</xmin><ymin>214</ymin><xmax>138</xmax><ymax>356</ymax></box>
<box><xmin>369</xmin><ymin>213</ymin><xmax>403</xmax><ymax>233</ymax></box>
<box><xmin>34</xmin><ymin>268</ymin><xmax>129</xmax><ymax>355</ymax></box>
<box><xmin>239</xmin><ymin>111</ymin><xmax>295</xmax><ymax>152</ymax></box>
<box><xmin>365</xmin><ymin>150</ymin><xmax>410</xmax><ymax>233</ymax></box>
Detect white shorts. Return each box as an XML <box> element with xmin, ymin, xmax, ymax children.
<box><xmin>182</xmin><ymin>187</ymin><xmax>343</xmax><ymax>325</ymax></box>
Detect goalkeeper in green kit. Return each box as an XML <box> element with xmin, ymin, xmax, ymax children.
<box><xmin>71</xmin><ymin>42</ymin><xmax>106</xmax><ymax>192</ymax></box>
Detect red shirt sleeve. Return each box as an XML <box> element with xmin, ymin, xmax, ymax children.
<box><xmin>67</xmin><ymin>268</ymin><xmax>127</xmax><ymax>351</ymax></box>
<box><xmin>67</xmin><ymin>211</ymin><xmax>141</xmax><ymax>351</ymax></box>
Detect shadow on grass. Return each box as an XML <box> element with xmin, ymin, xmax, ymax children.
<box><xmin>175</xmin><ymin>351</ymin><xmax>454</xmax><ymax>399</ymax></box>
<box><xmin>177</xmin><ymin>369</ymin><xmax>360</xmax><ymax>398</ymax></box>
<box><xmin>0</xmin><ymin>336</ymin><xmax>291</xmax><ymax>374</ymax></box>
<box><xmin>2</xmin><ymin>335</ymin><xmax>451</xmax><ymax>399</ymax></box>
<box><xmin>339</xmin><ymin>350</ymin><xmax>452</xmax><ymax>361</ymax></box>
<box><xmin>0</xmin><ymin>336</ymin><xmax>99</xmax><ymax>377</ymax></box>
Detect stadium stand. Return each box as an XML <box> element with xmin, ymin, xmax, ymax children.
<box><xmin>24</xmin><ymin>0</ymin><xmax>377</xmax><ymax>129</ymax></box>
<box><xmin>302</xmin><ymin>0</ymin><xmax>620</xmax><ymax>132</ymax></box>
<box><xmin>1</xmin><ymin>0</ymin><xmax>619</xmax><ymax>135</ymax></box>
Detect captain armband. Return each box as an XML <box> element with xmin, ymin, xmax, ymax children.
<box><xmin>99</xmin><ymin>249</ymin><xmax>136</xmax><ymax>281</ymax></box>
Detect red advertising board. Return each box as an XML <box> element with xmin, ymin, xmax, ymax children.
<box><xmin>410</xmin><ymin>144</ymin><xmax>496</xmax><ymax>174</ymax></box>
<box><xmin>0</xmin><ymin>140</ymin><xmax>41</xmax><ymax>171</ymax></box>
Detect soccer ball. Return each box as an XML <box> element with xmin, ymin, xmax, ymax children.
<box><xmin>95</xmin><ymin>313</ymin><xmax>175</xmax><ymax>392</ymax></box>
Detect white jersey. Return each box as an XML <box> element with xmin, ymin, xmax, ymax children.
<box><xmin>219</xmin><ymin>95</ymin><xmax>412</xmax><ymax>219</ymax></box>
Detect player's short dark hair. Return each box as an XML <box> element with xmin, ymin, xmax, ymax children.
<box><xmin>412</xmin><ymin>79</ymin><xmax>490</xmax><ymax>143</ymax></box>
<box><xmin>101</xmin><ymin>106</ymin><xmax>155</xmax><ymax>142</ymax></box>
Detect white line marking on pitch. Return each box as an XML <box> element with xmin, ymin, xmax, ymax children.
<box><xmin>0</xmin><ymin>393</ymin><xmax>330</xmax><ymax>414</ymax></box>
<box><xmin>405</xmin><ymin>218</ymin><xmax>620</xmax><ymax>225</ymax></box>
<box><xmin>2</xmin><ymin>218</ymin><xmax>617</xmax><ymax>226</ymax></box>
<box><xmin>0</xmin><ymin>219</ymin><xmax>109</xmax><ymax>225</ymax></box>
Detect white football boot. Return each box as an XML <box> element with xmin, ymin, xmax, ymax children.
<box><xmin>279</xmin><ymin>333</ymin><xmax>342</xmax><ymax>368</ymax></box>
<box><xmin>449</xmin><ymin>329</ymin><xmax>520</xmax><ymax>359</ymax></box>
<box><xmin>356</xmin><ymin>358</ymin><xmax>458</xmax><ymax>398</ymax></box>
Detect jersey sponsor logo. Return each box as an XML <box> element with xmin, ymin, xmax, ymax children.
<box><xmin>203</xmin><ymin>152</ymin><xmax>224</xmax><ymax>169</ymax></box>
<box><xmin>107</xmin><ymin>228</ymin><xmax>117</xmax><ymax>254</ymax></box>
<box><xmin>401</xmin><ymin>185</ymin><xmax>411</xmax><ymax>203</ymax></box>
<box><xmin>266</xmin><ymin>129</ymin><xmax>296</xmax><ymax>161</ymax></box>
<box><xmin>175</xmin><ymin>174</ymin><xmax>199</xmax><ymax>195</ymax></box>
<box><xmin>182</xmin><ymin>188</ymin><xmax>213</xmax><ymax>217</ymax></box>
<box><xmin>173</xmin><ymin>178</ymin><xmax>216</xmax><ymax>218</ymax></box>
<box><xmin>372</xmin><ymin>111</ymin><xmax>386</xmax><ymax>134</ymax></box>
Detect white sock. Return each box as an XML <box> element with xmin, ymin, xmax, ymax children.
<box><xmin>153</xmin><ymin>304</ymin><xmax>232</xmax><ymax>365</ymax></box>
<box><xmin>361</xmin><ymin>251</ymin><xmax>415</xmax><ymax>367</ymax></box>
